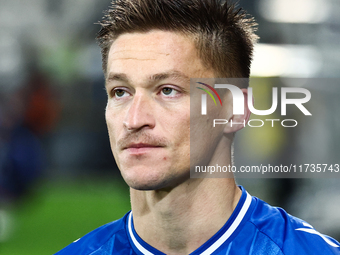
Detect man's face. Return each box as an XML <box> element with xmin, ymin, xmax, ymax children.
<box><xmin>105</xmin><ymin>30</ymin><xmax>215</xmax><ymax>190</ymax></box>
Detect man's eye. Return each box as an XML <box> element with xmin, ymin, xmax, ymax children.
<box><xmin>161</xmin><ymin>87</ymin><xmax>177</xmax><ymax>96</ymax></box>
<box><xmin>114</xmin><ymin>89</ymin><xmax>128</xmax><ymax>98</ymax></box>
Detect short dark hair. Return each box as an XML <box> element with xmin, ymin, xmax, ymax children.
<box><xmin>96</xmin><ymin>0</ymin><xmax>258</xmax><ymax>78</ymax></box>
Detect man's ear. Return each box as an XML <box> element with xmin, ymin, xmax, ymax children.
<box><xmin>223</xmin><ymin>88</ymin><xmax>251</xmax><ymax>134</ymax></box>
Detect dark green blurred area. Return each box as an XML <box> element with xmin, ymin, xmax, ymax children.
<box><xmin>0</xmin><ymin>179</ymin><xmax>130</xmax><ymax>255</ymax></box>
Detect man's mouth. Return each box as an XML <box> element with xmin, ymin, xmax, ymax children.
<box><xmin>124</xmin><ymin>143</ymin><xmax>164</xmax><ymax>154</ymax></box>
<box><xmin>126</xmin><ymin>143</ymin><xmax>163</xmax><ymax>149</ymax></box>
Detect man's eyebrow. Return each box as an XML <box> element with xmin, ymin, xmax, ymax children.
<box><xmin>106</xmin><ymin>70</ymin><xmax>190</xmax><ymax>84</ymax></box>
<box><xmin>106</xmin><ymin>73</ymin><xmax>128</xmax><ymax>83</ymax></box>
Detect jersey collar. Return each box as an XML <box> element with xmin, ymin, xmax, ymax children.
<box><xmin>126</xmin><ymin>186</ymin><xmax>253</xmax><ymax>255</ymax></box>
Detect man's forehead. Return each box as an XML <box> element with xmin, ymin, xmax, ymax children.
<box><xmin>108</xmin><ymin>49</ymin><xmax>169</xmax><ymax>61</ymax></box>
<box><xmin>108</xmin><ymin>30</ymin><xmax>196</xmax><ymax>57</ymax></box>
<box><xmin>106</xmin><ymin>30</ymin><xmax>214</xmax><ymax>80</ymax></box>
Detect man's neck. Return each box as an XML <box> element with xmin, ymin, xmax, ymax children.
<box><xmin>130</xmin><ymin>178</ymin><xmax>242</xmax><ymax>255</ymax></box>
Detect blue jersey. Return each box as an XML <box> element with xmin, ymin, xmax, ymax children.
<box><xmin>55</xmin><ymin>186</ymin><xmax>340</xmax><ymax>254</ymax></box>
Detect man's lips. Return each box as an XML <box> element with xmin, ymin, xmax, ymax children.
<box><xmin>124</xmin><ymin>143</ymin><xmax>163</xmax><ymax>149</ymax></box>
<box><xmin>123</xmin><ymin>143</ymin><xmax>164</xmax><ymax>154</ymax></box>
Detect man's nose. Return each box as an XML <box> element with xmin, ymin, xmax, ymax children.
<box><xmin>123</xmin><ymin>93</ymin><xmax>155</xmax><ymax>131</ymax></box>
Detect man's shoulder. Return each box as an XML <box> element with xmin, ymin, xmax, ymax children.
<box><xmin>54</xmin><ymin>212</ymin><xmax>131</xmax><ymax>255</ymax></box>
<box><xmin>248</xmin><ymin>197</ymin><xmax>340</xmax><ymax>255</ymax></box>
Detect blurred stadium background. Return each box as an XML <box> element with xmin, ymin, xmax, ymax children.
<box><xmin>0</xmin><ymin>0</ymin><xmax>339</xmax><ymax>254</ymax></box>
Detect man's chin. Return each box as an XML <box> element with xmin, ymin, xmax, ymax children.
<box><xmin>121</xmin><ymin>170</ymin><xmax>189</xmax><ymax>191</ymax></box>
<box><xmin>125</xmin><ymin>178</ymin><xmax>170</xmax><ymax>191</ymax></box>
